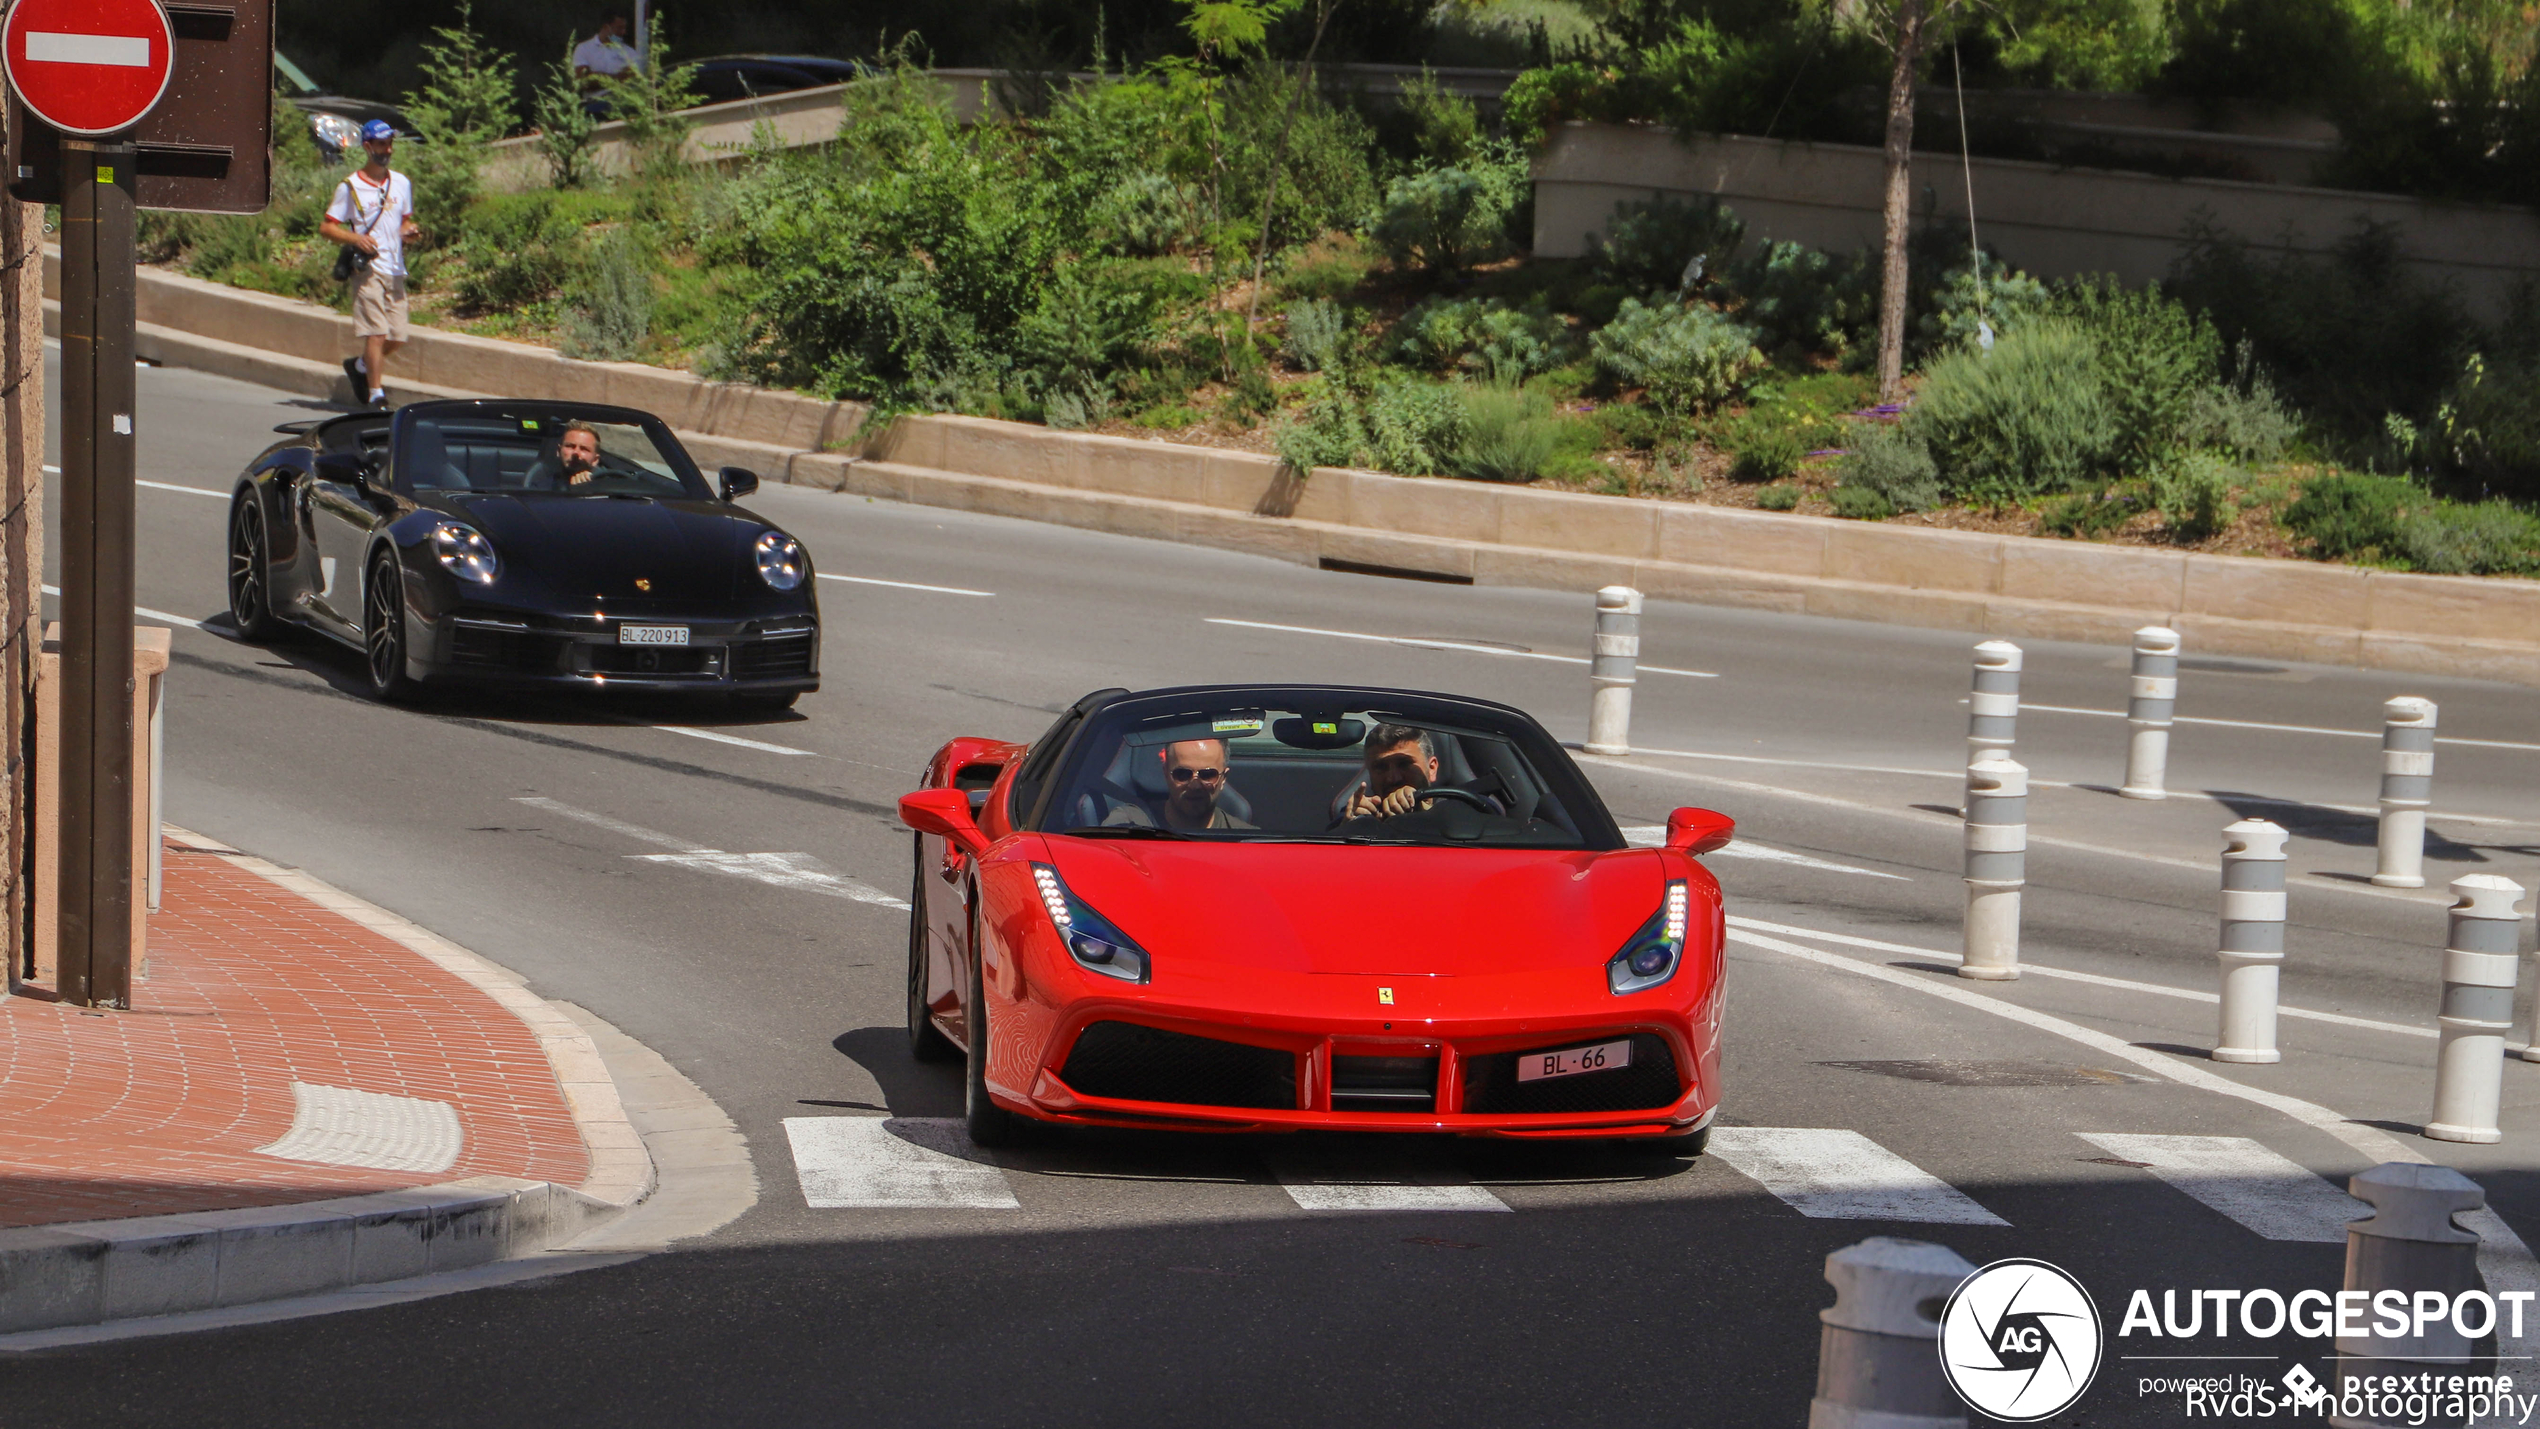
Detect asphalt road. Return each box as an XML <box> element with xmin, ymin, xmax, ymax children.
<box><xmin>10</xmin><ymin>356</ymin><xmax>2540</xmax><ymax>1427</ymax></box>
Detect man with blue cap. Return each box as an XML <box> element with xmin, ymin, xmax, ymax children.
<box><xmin>318</xmin><ymin>119</ymin><xmax>420</xmax><ymax>409</ymax></box>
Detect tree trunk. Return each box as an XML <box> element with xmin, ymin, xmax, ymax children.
<box><xmin>1874</xmin><ymin>0</ymin><xmax>1927</xmax><ymax>403</ymax></box>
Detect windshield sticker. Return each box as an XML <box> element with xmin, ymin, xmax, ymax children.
<box><xmin>1312</xmin><ymin>721</ymin><xmax>1338</xmax><ymax>734</ymax></box>
<box><xmin>1212</xmin><ymin>718</ymin><xmax>1264</xmax><ymax>734</ymax></box>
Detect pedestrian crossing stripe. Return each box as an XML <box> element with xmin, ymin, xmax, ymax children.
<box><xmin>1706</xmin><ymin>1126</ymin><xmax>2008</xmax><ymax>1225</ymax></box>
<box><xmin>2076</xmin><ymin>1132</ymin><xmax>2365</xmax><ymax>1243</ymax></box>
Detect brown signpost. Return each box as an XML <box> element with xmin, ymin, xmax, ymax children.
<box><xmin>3</xmin><ymin>0</ymin><xmax>270</xmax><ymax>1007</ymax></box>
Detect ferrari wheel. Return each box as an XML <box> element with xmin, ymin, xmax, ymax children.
<box><xmin>964</xmin><ymin>938</ymin><xmax>1034</xmax><ymax>1148</ymax></box>
<box><xmin>227</xmin><ymin>499</ymin><xmax>281</xmax><ymax>642</ymax></box>
<box><xmin>907</xmin><ymin>839</ymin><xmax>957</xmax><ymax>1063</ymax></box>
<box><xmin>363</xmin><ymin>553</ymin><xmax>419</xmax><ymax>702</ymax></box>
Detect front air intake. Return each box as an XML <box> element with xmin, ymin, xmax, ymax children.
<box><xmin>1058</xmin><ymin>1022</ymin><xmax>1297</xmax><ymax>1110</ymax></box>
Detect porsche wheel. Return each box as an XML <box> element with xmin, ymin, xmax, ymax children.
<box><xmin>227</xmin><ymin>499</ymin><xmax>281</xmax><ymax>642</ymax></box>
<box><xmin>907</xmin><ymin>840</ymin><xmax>957</xmax><ymax>1063</ymax></box>
<box><xmin>964</xmin><ymin>938</ymin><xmax>1034</xmax><ymax>1148</ymax></box>
<box><xmin>363</xmin><ymin>553</ymin><xmax>419</xmax><ymax>702</ymax></box>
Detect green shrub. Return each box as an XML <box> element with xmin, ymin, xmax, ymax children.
<box><xmin>2055</xmin><ymin>277</ymin><xmax>2222</xmax><ymax>471</ymax></box>
<box><xmin>1369</xmin><ymin>166</ymin><xmax>1515</xmax><ymax>275</ymax></box>
<box><xmin>1089</xmin><ymin>172</ymin><xmax>1201</xmax><ymax>256</ymax></box>
<box><xmin>1837</xmin><ymin>423</ymin><xmax>1943</xmax><ymax>513</ymax></box>
<box><xmin>1282</xmin><ymin>299</ymin><xmax>1349</xmax><ymax>372</ymax></box>
<box><xmin>2148</xmin><ymin>452</ymin><xmax>2241</xmax><ymax>542</ymax></box>
<box><xmin>1221</xmin><ymin>367</ymin><xmax>1278</xmax><ymax>424</ymax></box>
<box><xmin>1914</xmin><ymin>262</ymin><xmax>2053</xmax><ymax>355</ymax></box>
<box><xmin>560</xmin><ymin>226</ymin><xmax>653</xmax><ymax>361</ymax></box>
<box><xmin>1452</xmin><ymin>387</ymin><xmax>1573</xmax><ymax>483</ymax></box>
<box><xmin>1275</xmin><ymin>385</ymin><xmax>1368</xmax><ymax>471</ymax></box>
<box><xmin>1754</xmin><ymin>483</ymin><xmax>1801</xmax><ymax>511</ymax></box>
<box><xmin>2280</xmin><ymin>472</ymin><xmax>2416</xmax><ymax>559</ymax></box>
<box><xmin>1364</xmin><ymin>380</ymin><xmax>1468</xmax><ymax>475</ymax></box>
<box><xmin>2041</xmin><ymin>485</ymin><xmax>2146</xmax><ymax>538</ymax></box>
<box><xmin>1015</xmin><ymin>261</ymin><xmax>1189</xmax><ymax>400</ymax></box>
<box><xmin>2181</xmin><ymin>343</ymin><xmax>2299</xmax><ymax>463</ymax></box>
<box><xmin>1828</xmin><ymin>485</ymin><xmax>1893</xmax><ymax>519</ymax></box>
<box><xmin>1592</xmin><ymin>194</ymin><xmax>1745</xmax><ymax>296</ymax></box>
<box><xmin>2436</xmin><ymin>358</ymin><xmax>2540</xmax><ymax>500</ymax></box>
<box><xmin>2395</xmin><ymin>500</ymin><xmax>2540</xmax><ymax>576</ymax></box>
<box><xmin>1273</xmin><ymin>240</ymin><xmax>1379</xmax><ymax>303</ymax></box>
<box><xmin>399</xmin><ymin>1</ymin><xmax>516</xmax><ymax>247</ymax></box>
<box><xmin>1590</xmin><ymin>299</ymin><xmax>1763</xmax><ymax>415</ymax></box>
<box><xmin>1726</xmin><ymin>241</ymin><xmax>1875</xmax><ymax>358</ymax></box>
<box><xmin>531</xmin><ymin>42</ymin><xmax>599</xmax><ymax>188</ymax></box>
<box><xmin>1908</xmin><ymin>319</ymin><xmax>2116</xmax><ymax>505</ymax></box>
<box><xmin>455</xmin><ymin>193</ymin><xmax>582</xmax><ymax>311</ymax></box>
<box><xmin>1729</xmin><ymin>426</ymin><xmax>1804</xmax><ymax>484</ymax></box>
<box><xmin>1221</xmin><ymin>66</ymin><xmax>1384</xmax><ymax>256</ymax></box>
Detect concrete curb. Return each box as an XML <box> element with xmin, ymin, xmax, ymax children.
<box><xmin>0</xmin><ymin>827</ymin><xmax>657</xmax><ymax>1336</ymax></box>
<box><xmin>79</xmin><ymin>254</ymin><xmax>2540</xmax><ymax>687</ymax></box>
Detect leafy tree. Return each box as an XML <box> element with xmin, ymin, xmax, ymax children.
<box><xmin>531</xmin><ymin>40</ymin><xmax>600</xmax><ymax>188</ymax></box>
<box><xmin>400</xmin><ymin>0</ymin><xmax>517</xmax><ymax>244</ymax></box>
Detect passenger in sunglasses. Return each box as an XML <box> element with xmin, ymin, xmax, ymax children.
<box><xmin>1105</xmin><ymin>738</ymin><xmax>1256</xmax><ymax>831</ymax></box>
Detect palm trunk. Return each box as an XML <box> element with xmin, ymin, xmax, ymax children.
<box><xmin>1874</xmin><ymin>0</ymin><xmax>1927</xmax><ymax>403</ymax></box>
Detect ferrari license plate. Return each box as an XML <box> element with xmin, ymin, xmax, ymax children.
<box><xmin>1517</xmin><ymin>1039</ymin><xmax>1632</xmax><ymax>1083</ymax></box>
<box><xmin>618</xmin><ymin>625</ymin><xmax>690</xmax><ymax>646</ymax></box>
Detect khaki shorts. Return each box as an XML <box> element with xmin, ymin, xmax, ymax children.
<box><xmin>352</xmin><ymin>269</ymin><xmax>409</xmax><ymax>341</ymax></box>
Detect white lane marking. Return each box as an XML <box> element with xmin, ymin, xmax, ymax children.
<box><xmin>1280</xmin><ymin>1183</ymin><xmax>1512</xmax><ymax>1212</ymax></box>
<box><xmin>2024</xmin><ymin>701</ymin><xmax>2540</xmax><ymax>754</ymax></box>
<box><xmin>39</xmin><ymin>584</ymin><xmax>214</xmax><ymax>632</ymax></box>
<box><xmin>1706</xmin><ymin>1127</ymin><xmax>2007</xmax><ymax>1225</ymax></box>
<box><xmin>783</xmin><ymin>1117</ymin><xmax>1019</xmax><ymax>1209</ymax></box>
<box><xmin>1205</xmin><ymin>617</ymin><xmax>1716</xmax><ymax>678</ymax></box>
<box><xmin>644</xmin><ymin>724</ymin><xmax>815</xmax><ymax>756</ymax></box>
<box><xmin>633</xmin><ymin>850</ymin><xmax>907</xmax><ymax>908</ymax></box>
<box><xmin>2075</xmin><ymin>1133</ymin><xmax>2365</xmax><ymax>1243</ymax></box>
<box><xmin>513</xmin><ymin>796</ymin><xmax>709</xmax><ymax>851</ymax></box>
<box><xmin>254</xmin><ymin>1082</ymin><xmax>462</xmax><ymax>1174</ymax></box>
<box><xmin>1619</xmin><ymin>825</ymin><xmax>1907</xmax><ymax>880</ymax></box>
<box><xmin>1725</xmin><ymin>914</ymin><xmax>2454</xmax><ymax>1043</ymax></box>
<box><xmin>817</xmin><ymin>572</ymin><xmax>994</xmax><ymax>597</ymax></box>
<box><xmin>137</xmin><ymin>479</ymin><xmax>225</xmax><ymax>499</ymax></box>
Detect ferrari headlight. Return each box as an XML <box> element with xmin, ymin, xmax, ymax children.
<box><xmin>308</xmin><ymin>112</ymin><xmax>364</xmax><ymax>157</ymax></box>
<box><xmin>431</xmin><ymin>522</ymin><xmax>499</xmax><ymax>584</ymax></box>
<box><xmin>755</xmin><ymin>530</ymin><xmax>806</xmax><ymax>590</ymax></box>
<box><xmin>1608</xmin><ymin>879</ymin><xmax>1690</xmax><ymax>994</ymax></box>
<box><xmin>1031</xmin><ymin>862</ymin><xmax>1149</xmax><ymax>983</ymax></box>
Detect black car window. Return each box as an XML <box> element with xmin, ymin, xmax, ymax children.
<box><xmin>399</xmin><ymin>409</ymin><xmax>708</xmax><ymax>499</ymax></box>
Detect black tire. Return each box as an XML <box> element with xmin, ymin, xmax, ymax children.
<box><xmin>964</xmin><ymin>931</ymin><xmax>1035</xmax><ymax>1148</ymax></box>
<box><xmin>732</xmin><ymin>689</ymin><xmax>800</xmax><ymax>713</ymax></box>
<box><xmin>363</xmin><ymin>552</ymin><xmax>420</xmax><ymax>702</ymax></box>
<box><xmin>908</xmin><ymin>838</ymin><xmax>957</xmax><ymax>1064</ymax></box>
<box><xmin>227</xmin><ymin>498</ymin><xmax>281</xmax><ymax>642</ymax></box>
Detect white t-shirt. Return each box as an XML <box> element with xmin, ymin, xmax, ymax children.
<box><xmin>327</xmin><ymin>170</ymin><xmax>414</xmax><ymax>280</ymax></box>
<box><xmin>572</xmin><ymin>36</ymin><xmax>638</xmax><ymax>77</ymax></box>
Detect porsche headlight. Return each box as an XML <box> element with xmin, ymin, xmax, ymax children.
<box><xmin>755</xmin><ymin>530</ymin><xmax>806</xmax><ymax>591</ymax></box>
<box><xmin>1031</xmin><ymin>862</ymin><xmax>1149</xmax><ymax>983</ymax></box>
<box><xmin>1608</xmin><ymin>879</ymin><xmax>1690</xmax><ymax>994</ymax></box>
<box><xmin>431</xmin><ymin>522</ymin><xmax>500</xmax><ymax>584</ymax></box>
<box><xmin>308</xmin><ymin>112</ymin><xmax>363</xmax><ymax>157</ymax></box>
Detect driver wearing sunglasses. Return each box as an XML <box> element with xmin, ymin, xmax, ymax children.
<box><xmin>1105</xmin><ymin>737</ymin><xmax>1256</xmax><ymax>831</ymax></box>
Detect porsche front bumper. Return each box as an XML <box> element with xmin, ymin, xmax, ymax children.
<box><xmin>419</xmin><ymin>610</ymin><xmax>820</xmax><ymax>693</ymax></box>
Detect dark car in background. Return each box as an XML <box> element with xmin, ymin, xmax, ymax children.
<box><xmin>277</xmin><ymin>52</ymin><xmax>418</xmax><ymax>162</ymax></box>
<box><xmin>226</xmin><ymin>401</ymin><xmax>820</xmax><ymax>708</ymax></box>
<box><xmin>688</xmin><ymin>54</ymin><xmax>874</xmax><ymax>104</ymax></box>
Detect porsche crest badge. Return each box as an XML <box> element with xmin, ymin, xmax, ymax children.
<box><xmin>1378</xmin><ymin>987</ymin><xmax>1394</xmax><ymax>1005</ymax></box>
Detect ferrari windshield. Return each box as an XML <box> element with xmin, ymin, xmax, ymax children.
<box><xmin>1039</xmin><ymin>693</ymin><xmax>1618</xmax><ymax>849</ymax></box>
<box><xmin>398</xmin><ymin>408</ymin><xmax>709</xmax><ymax>499</ymax></box>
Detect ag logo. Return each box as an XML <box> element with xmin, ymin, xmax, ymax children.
<box><xmin>1939</xmin><ymin>1257</ymin><xmax>2102</xmax><ymax>1421</ymax></box>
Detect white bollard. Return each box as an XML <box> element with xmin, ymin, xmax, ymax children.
<box><xmin>1966</xmin><ymin>640</ymin><xmax>2021</xmax><ymax>763</ymax></box>
<box><xmin>2372</xmin><ymin>697</ymin><xmax>2437</xmax><ymax>888</ymax></box>
<box><xmin>1961</xmin><ymin>751</ymin><xmax>2027</xmax><ymax>981</ymax></box>
<box><xmin>1584</xmin><ymin>586</ymin><xmax>1641</xmax><ymax>756</ymax></box>
<box><xmin>2426</xmin><ymin>874</ymin><xmax>2521</xmax><ymax>1144</ymax></box>
<box><xmin>2214</xmin><ymin>818</ymin><xmax>2289</xmax><ymax>1064</ymax></box>
<box><xmin>1808</xmin><ymin>1237</ymin><xmax>1973</xmax><ymax>1429</ymax></box>
<box><xmin>2120</xmin><ymin>626</ymin><xmax>2179</xmax><ymax>800</ymax></box>
<box><xmin>2330</xmin><ymin>1163</ymin><xmax>2487</xmax><ymax>1428</ymax></box>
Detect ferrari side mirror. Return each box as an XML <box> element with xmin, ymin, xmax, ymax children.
<box><xmin>719</xmin><ymin>466</ymin><xmax>760</xmax><ymax>501</ymax></box>
<box><xmin>1665</xmin><ymin>807</ymin><xmax>1735</xmax><ymax>856</ymax></box>
<box><xmin>900</xmin><ymin>787</ymin><xmax>989</xmax><ymax>858</ymax></box>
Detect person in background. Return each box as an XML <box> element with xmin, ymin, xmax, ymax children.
<box><xmin>573</xmin><ymin>12</ymin><xmax>640</xmax><ymax>85</ymax></box>
<box><xmin>316</xmin><ymin>121</ymin><xmax>418</xmax><ymax>410</ymax></box>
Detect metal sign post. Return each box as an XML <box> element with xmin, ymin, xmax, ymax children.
<box><xmin>55</xmin><ymin>144</ymin><xmax>138</xmax><ymax>1008</ymax></box>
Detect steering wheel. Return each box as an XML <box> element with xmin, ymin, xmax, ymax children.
<box><xmin>1415</xmin><ymin>787</ymin><xmax>1496</xmax><ymax>811</ymax></box>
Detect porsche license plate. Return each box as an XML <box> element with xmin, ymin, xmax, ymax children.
<box><xmin>618</xmin><ymin>625</ymin><xmax>690</xmax><ymax>646</ymax></box>
<box><xmin>1517</xmin><ymin>1039</ymin><xmax>1632</xmax><ymax>1083</ymax></box>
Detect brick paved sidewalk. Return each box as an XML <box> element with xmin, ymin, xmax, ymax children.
<box><xmin>0</xmin><ymin>837</ymin><xmax>590</xmax><ymax>1228</ymax></box>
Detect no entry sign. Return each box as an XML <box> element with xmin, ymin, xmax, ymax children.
<box><xmin>2</xmin><ymin>0</ymin><xmax>173</xmax><ymax>137</ymax></box>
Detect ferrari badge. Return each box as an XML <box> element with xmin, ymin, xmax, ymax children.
<box><xmin>1378</xmin><ymin>987</ymin><xmax>1394</xmax><ymax>1005</ymax></box>
<box><xmin>634</xmin><ymin>578</ymin><xmax>652</xmax><ymax>592</ymax></box>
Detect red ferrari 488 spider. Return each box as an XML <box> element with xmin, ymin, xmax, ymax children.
<box><xmin>897</xmin><ymin>685</ymin><xmax>1734</xmax><ymax>1148</ymax></box>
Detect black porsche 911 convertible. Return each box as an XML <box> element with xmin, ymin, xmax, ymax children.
<box><xmin>225</xmin><ymin>400</ymin><xmax>820</xmax><ymax>707</ymax></box>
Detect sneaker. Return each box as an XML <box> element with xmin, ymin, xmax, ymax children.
<box><xmin>341</xmin><ymin>357</ymin><xmax>365</xmax><ymax>396</ymax></box>
<box><xmin>368</xmin><ymin>388</ymin><xmax>390</xmax><ymax>410</ymax></box>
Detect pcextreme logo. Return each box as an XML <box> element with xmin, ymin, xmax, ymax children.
<box><xmin>1939</xmin><ymin>1258</ymin><xmax>2105</xmax><ymax>1421</ymax></box>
